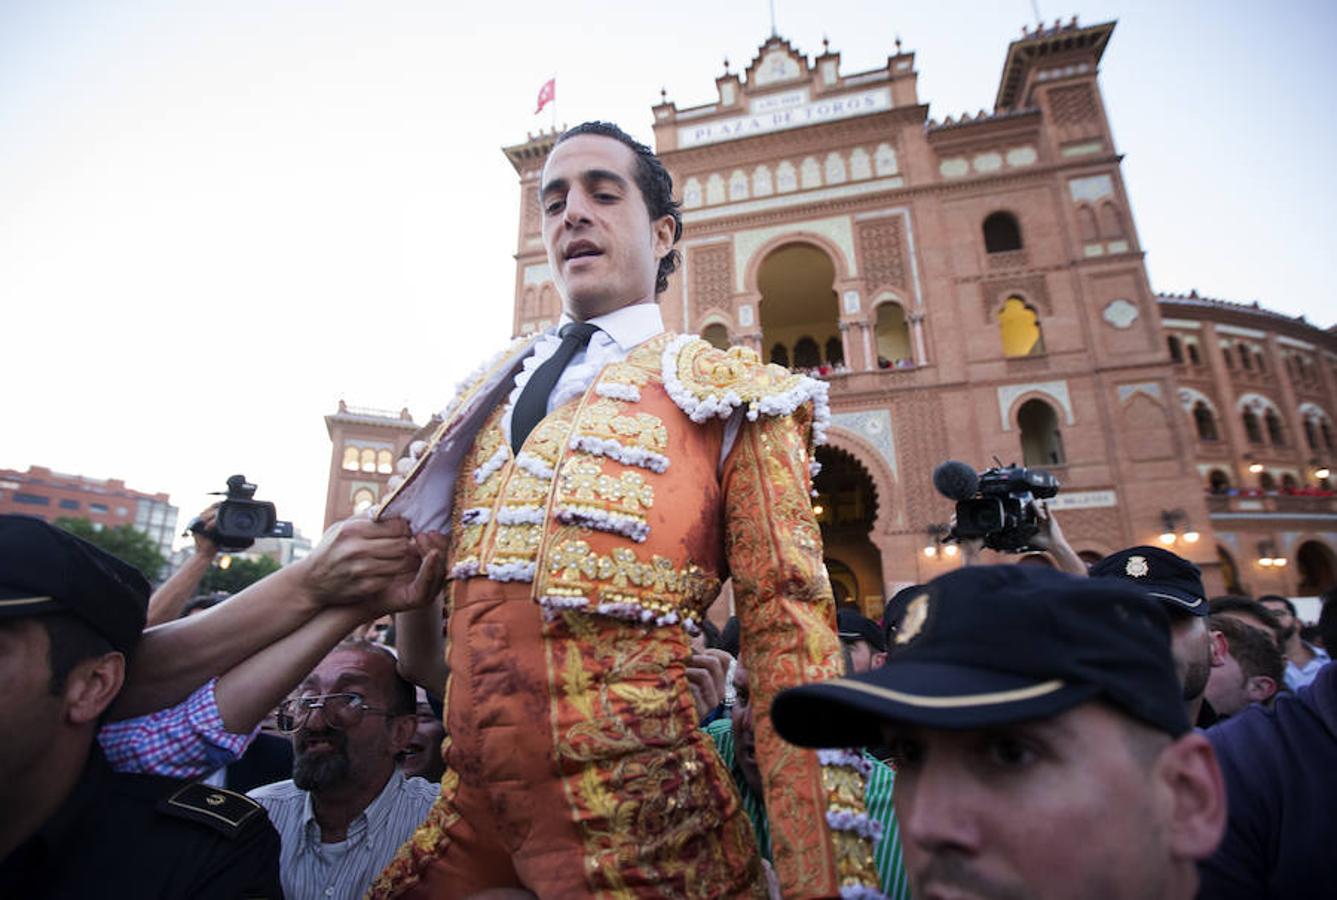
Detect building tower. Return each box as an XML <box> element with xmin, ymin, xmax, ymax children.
<box><xmin>322</xmin><ymin>401</ymin><xmax>420</xmax><ymax>530</ymax></box>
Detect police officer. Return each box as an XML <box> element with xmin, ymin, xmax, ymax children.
<box><xmin>1090</xmin><ymin>545</ymin><xmax>1225</xmax><ymax>726</ymax></box>
<box><xmin>0</xmin><ymin>515</ymin><xmax>282</xmax><ymax>899</ymax></box>
<box><xmin>770</xmin><ymin>565</ymin><xmax>1228</xmax><ymax>900</ymax></box>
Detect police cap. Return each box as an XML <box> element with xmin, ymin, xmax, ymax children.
<box><xmin>0</xmin><ymin>515</ymin><xmax>150</xmax><ymax>655</ymax></box>
<box><xmin>771</xmin><ymin>565</ymin><xmax>1188</xmax><ymax>749</ymax></box>
<box><xmin>1089</xmin><ymin>545</ymin><xmax>1208</xmax><ymax>616</ymax></box>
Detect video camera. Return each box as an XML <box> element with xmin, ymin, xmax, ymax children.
<box><xmin>190</xmin><ymin>474</ymin><xmax>294</xmax><ymax>552</ymax></box>
<box><xmin>932</xmin><ymin>460</ymin><xmax>1060</xmax><ymax>553</ymax></box>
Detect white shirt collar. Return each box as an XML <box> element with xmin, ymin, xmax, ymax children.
<box><xmin>558</xmin><ymin>302</ymin><xmax>664</xmax><ymax>353</ymax></box>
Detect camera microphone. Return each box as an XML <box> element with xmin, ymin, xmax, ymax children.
<box><xmin>932</xmin><ymin>460</ymin><xmax>980</xmax><ymax>501</ymax></box>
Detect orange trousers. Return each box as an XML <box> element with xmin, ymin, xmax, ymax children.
<box><xmin>374</xmin><ymin>578</ymin><xmax>765</xmax><ymax>899</ymax></box>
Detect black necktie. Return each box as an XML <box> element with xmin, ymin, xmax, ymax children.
<box><xmin>511</xmin><ymin>322</ymin><xmax>600</xmax><ymax>453</ymax></box>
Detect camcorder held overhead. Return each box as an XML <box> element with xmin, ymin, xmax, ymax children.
<box><xmin>932</xmin><ymin>459</ymin><xmax>1060</xmax><ymax>553</ymax></box>
<box><xmin>190</xmin><ymin>474</ymin><xmax>294</xmax><ymax>552</ymax></box>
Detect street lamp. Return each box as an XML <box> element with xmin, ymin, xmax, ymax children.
<box><xmin>924</xmin><ymin>523</ymin><xmax>952</xmax><ymax>559</ymax></box>
<box><xmin>1158</xmin><ymin>509</ymin><xmax>1197</xmax><ymax>546</ymax></box>
<box><xmin>1256</xmin><ymin>540</ymin><xmax>1286</xmax><ymax>568</ymax></box>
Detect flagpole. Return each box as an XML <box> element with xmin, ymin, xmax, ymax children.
<box><xmin>550</xmin><ymin>72</ymin><xmax>557</xmax><ymax>133</ymax></box>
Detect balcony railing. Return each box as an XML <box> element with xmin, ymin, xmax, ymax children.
<box><xmin>1206</xmin><ymin>492</ymin><xmax>1337</xmax><ymax>516</ymax></box>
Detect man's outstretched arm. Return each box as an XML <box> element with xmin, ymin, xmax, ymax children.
<box><xmin>112</xmin><ymin>517</ymin><xmax>427</xmax><ymax>720</ymax></box>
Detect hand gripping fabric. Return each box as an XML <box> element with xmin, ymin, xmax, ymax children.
<box><xmin>510</xmin><ymin>322</ymin><xmax>599</xmax><ymax>454</ymax></box>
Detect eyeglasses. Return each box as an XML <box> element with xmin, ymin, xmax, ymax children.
<box><xmin>275</xmin><ymin>692</ymin><xmax>397</xmax><ymax>734</ymax></box>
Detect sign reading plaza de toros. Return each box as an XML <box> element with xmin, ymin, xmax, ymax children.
<box><xmin>677</xmin><ymin>87</ymin><xmax>893</xmax><ymax>149</ymax></box>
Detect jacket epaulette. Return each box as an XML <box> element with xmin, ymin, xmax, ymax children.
<box><xmin>156</xmin><ymin>782</ymin><xmax>266</xmax><ymax>839</ymax></box>
<box><xmin>661</xmin><ymin>334</ymin><xmax>830</xmax><ymax>443</ymax></box>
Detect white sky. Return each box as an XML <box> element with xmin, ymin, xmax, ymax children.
<box><xmin>3</xmin><ymin>0</ymin><xmax>1334</xmax><ymax>546</ymax></box>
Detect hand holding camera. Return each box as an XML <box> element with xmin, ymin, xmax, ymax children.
<box><xmin>187</xmin><ymin>475</ymin><xmax>293</xmax><ymax>552</ymax></box>
<box><xmin>933</xmin><ymin>459</ymin><xmax>1060</xmax><ymax>553</ymax></box>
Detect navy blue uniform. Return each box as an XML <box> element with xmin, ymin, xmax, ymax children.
<box><xmin>0</xmin><ymin>748</ymin><xmax>282</xmax><ymax>899</ymax></box>
<box><xmin>1200</xmin><ymin>662</ymin><xmax>1336</xmax><ymax>898</ymax></box>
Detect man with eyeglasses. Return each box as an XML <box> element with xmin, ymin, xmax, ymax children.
<box><xmin>249</xmin><ymin>640</ymin><xmax>437</xmax><ymax>900</ymax></box>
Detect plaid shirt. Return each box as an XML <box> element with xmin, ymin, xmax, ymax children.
<box><xmin>98</xmin><ymin>677</ymin><xmax>257</xmax><ymax>779</ymax></box>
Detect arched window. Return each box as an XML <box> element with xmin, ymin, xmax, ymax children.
<box><xmin>360</xmin><ymin>448</ymin><xmax>377</xmax><ymax>473</ymax></box>
<box><xmin>983</xmin><ymin>212</ymin><xmax>1023</xmax><ymax>253</ymax></box>
<box><xmin>377</xmin><ymin>449</ymin><xmax>394</xmax><ymax>475</ymax></box>
<box><xmin>1281</xmin><ymin>473</ymin><xmax>1299</xmax><ymax>493</ymax></box>
<box><xmin>1254</xmin><ymin>350</ymin><xmax>1266</xmax><ymax>373</ymax></box>
<box><xmin>351</xmin><ymin>488</ymin><xmax>376</xmax><ymax>514</ymax></box>
<box><xmin>758</xmin><ymin>242</ymin><xmax>839</xmax><ymax>377</ymax></box>
<box><xmin>824</xmin><ymin>152</ymin><xmax>847</xmax><ymax>184</ymax></box>
<box><xmin>1222</xmin><ymin>345</ymin><xmax>1234</xmax><ymax>369</ymax></box>
<box><xmin>1304</xmin><ymin>418</ymin><xmax>1318</xmax><ymax>451</ymax></box>
<box><xmin>874</xmin><ymin>143</ymin><xmax>898</xmax><ymax>176</ymax></box>
<box><xmin>1076</xmin><ymin>206</ymin><xmax>1099</xmax><ymax>243</ymax></box>
<box><xmin>770</xmin><ymin>343</ymin><xmax>790</xmax><ymax>367</ymax></box>
<box><xmin>800</xmin><ymin>157</ymin><xmax>822</xmax><ymax>189</ymax></box>
<box><xmin>1258</xmin><ymin>471</ymin><xmax>1276</xmax><ymax>492</ymax></box>
<box><xmin>1238</xmin><ymin>342</ymin><xmax>1252</xmax><ymax>370</ymax></box>
<box><xmin>1098</xmin><ymin>202</ymin><xmax>1125</xmax><ymax>240</ymax></box>
<box><xmin>1167</xmin><ymin>336</ymin><xmax>1183</xmax><ymax>363</ymax></box>
<box><xmin>702</xmin><ymin>323</ymin><xmax>730</xmax><ymax>350</ymax></box>
<box><xmin>729</xmin><ymin>169</ymin><xmax>749</xmax><ymax>201</ymax></box>
<box><xmin>793</xmin><ymin>336</ymin><xmax>822</xmax><ymax>369</ymax></box>
<box><xmin>1218</xmin><ymin>545</ymin><xmax>1245</xmax><ymax>595</ymax></box>
<box><xmin>1265</xmin><ymin>409</ymin><xmax>1285</xmax><ymax>446</ymax></box>
<box><xmin>1208</xmin><ymin>469</ymin><xmax>1231</xmax><ymax>494</ymax></box>
<box><xmin>1193</xmin><ymin>402</ymin><xmax>1219</xmax><ymax>442</ymax></box>
<box><xmin>1323</xmin><ymin>421</ymin><xmax>1334</xmax><ymax>451</ymax></box>
<box><xmin>1242</xmin><ymin>410</ymin><xmax>1263</xmax><ymax>444</ymax></box>
<box><xmin>1187</xmin><ymin>343</ymin><xmax>1201</xmax><ymax>366</ymax></box>
<box><xmin>1018</xmin><ymin>399</ymin><xmax>1066</xmax><ymax>466</ymax></box>
<box><xmin>752</xmin><ymin>165</ymin><xmax>773</xmax><ymax>196</ymax></box>
<box><xmin>874</xmin><ymin>302</ymin><xmax>912</xmax><ymax>368</ymax></box>
<box><xmin>706</xmin><ymin>174</ymin><xmax>725</xmax><ymax>205</ymax></box>
<box><xmin>824</xmin><ymin>336</ymin><xmax>844</xmax><ymax>366</ymax></box>
<box><xmin>849</xmin><ymin>148</ymin><xmax>872</xmax><ymax>179</ymax></box>
<box><xmin>341</xmin><ymin>446</ymin><xmax>360</xmax><ymax>471</ymax></box>
<box><xmin>998</xmin><ymin>297</ymin><xmax>1045</xmax><ymax>358</ymax></box>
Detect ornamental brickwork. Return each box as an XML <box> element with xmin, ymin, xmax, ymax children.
<box><xmin>498</xmin><ymin>20</ymin><xmax>1337</xmax><ymax>609</ymax></box>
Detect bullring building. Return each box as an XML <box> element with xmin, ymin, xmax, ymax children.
<box><xmin>328</xmin><ymin>19</ymin><xmax>1336</xmax><ymax>616</ymax></box>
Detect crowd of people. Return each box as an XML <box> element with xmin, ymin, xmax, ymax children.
<box><xmin>3</xmin><ymin>500</ymin><xmax>1330</xmax><ymax>899</ymax></box>
<box><xmin>3</xmin><ymin>119</ymin><xmax>1333</xmax><ymax>899</ymax></box>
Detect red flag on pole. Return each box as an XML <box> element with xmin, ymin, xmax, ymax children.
<box><xmin>535</xmin><ymin>78</ymin><xmax>556</xmax><ymax>115</ymax></box>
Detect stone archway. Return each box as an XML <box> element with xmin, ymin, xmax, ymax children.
<box><xmin>813</xmin><ymin>444</ymin><xmax>884</xmax><ymax>618</ymax></box>
<box><xmin>1296</xmin><ymin>540</ymin><xmax>1337</xmax><ymax>596</ymax></box>
<box><xmin>1218</xmin><ymin>544</ymin><xmax>1245</xmax><ymax>595</ymax></box>
<box><xmin>757</xmin><ymin>242</ymin><xmax>841</xmax><ymax>373</ymax></box>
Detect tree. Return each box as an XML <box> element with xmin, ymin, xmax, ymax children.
<box><xmin>55</xmin><ymin>517</ymin><xmax>167</xmax><ymax>581</ymax></box>
<box><xmin>200</xmin><ymin>555</ymin><xmax>281</xmax><ymax>593</ymax></box>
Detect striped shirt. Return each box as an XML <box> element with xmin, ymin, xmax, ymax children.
<box><xmin>248</xmin><ymin>770</ymin><xmax>437</xmax><ymax>900</ymax></box>
<box><xmin>705</xmin><ymin>719</ymin><xmax>911</xmax><ymax>900</ymax></box>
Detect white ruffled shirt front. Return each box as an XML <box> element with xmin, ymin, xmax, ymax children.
<box><xmin>501</xmin><ymin>302</ymin><xmax>742</xmax><ymax>466</ymax></box>
<box><xmin>501</xmin><ymin>302</ymin><xmax>665</xmax><ymax>443</ymax></box>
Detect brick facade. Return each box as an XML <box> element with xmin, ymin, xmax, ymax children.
<box><xmin>494</xmin><ymin>21</ymin><xmax>1334</xmax><ymax>611</ymax></box>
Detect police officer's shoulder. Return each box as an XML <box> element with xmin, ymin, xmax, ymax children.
<box><xmin>109</xmin><ymin>772</ymin><xmax>267</xmax><ymax>840</ymax></box>
<box><xmin>663</xmin><ymin>334</ymin><xmax>828</xmax><ymax>426</ymax></box>
<box><xmin>158</xmin><ymin>781</ymin><xmax>268</xmax><ymax>839</ymax></box>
